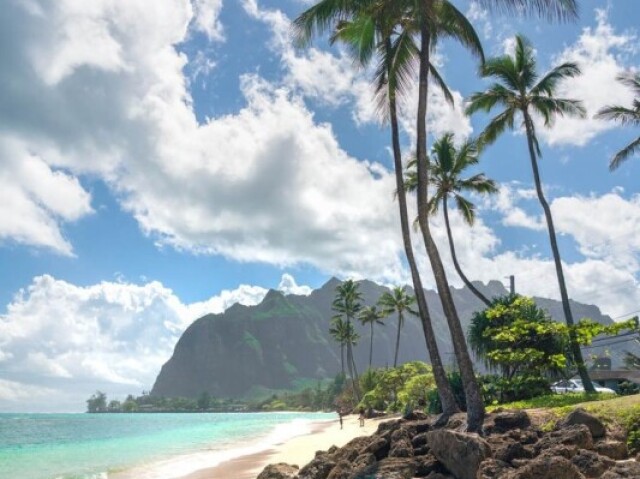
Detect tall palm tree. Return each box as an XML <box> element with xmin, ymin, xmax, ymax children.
<box><xmin>465</xmin><ymin>34</ymin><xmax>595</xmax><ymax>392</ymax></box>
<box><xmin>378</xmin><ymin>287</ymin><xmax>418</xmax><ymax>368</ymax></box>
<box><xmin>595</xmin><ymin>72</ymin><xmax>640</xmax><ymax>170</ymax></box>
<box><xmin>332</xmin><ymin>279</ymin><xmax>363</xmax><ymax>398</ymax></box>
<box><xmin>329</xmin><ymin>316</ymin><xmax>354</xmax><ymax>375</ymax></box>
<box><xmin>358</xmin><ymin>306</ymin><xmax>385</xmax><ymax>369</ymax></box>
<box><xmin>411</xmin><ymin>0</ymin><xmax>487</xmax><ymax>433</ymax></box>
<box><xmin>293</xmin><ymin>0</ymin><xmax>461</xmax><ymax>418</ymax></box>
<box><xmin>406</xmin><ymin>134</ymin><xmax>498</xmax><ymax>306</ymax></box>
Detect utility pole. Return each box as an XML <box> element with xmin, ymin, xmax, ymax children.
<box><xmin>509</xmin><ymin>275</ymin><xmax>515</xmax><ymax>295</ymax></box>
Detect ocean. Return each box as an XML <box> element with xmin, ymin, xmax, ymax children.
<box><xmin>0</xmin><ymin>412</ymin><xmax>334</xmax><ymax>479</ymax></box>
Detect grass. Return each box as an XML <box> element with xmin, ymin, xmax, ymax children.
<box><xmin>487</xmin><ymin>392</ymin><xmax>616</xmax><ymax>412</ymax></box>
<box><xmin>490</xmin><ymin>393</ymin><xmax>640</xmax><ymax>434</ymax></box>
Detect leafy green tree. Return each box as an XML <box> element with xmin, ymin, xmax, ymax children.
<box><xmin>406</xmin><ymin>134</ymin><xmax>498</xmax><ymax>306</ymax></box>
<box><xmin>332</xmin><ymin>280</ymin><xmax>363</xmax><ymax>398</ymax></box>
<box><xmin>466</xmin><ymin>34</ymin><xmax>596</xmax><ymax>392</ymax></box>
<box><xmin>86</xmin><ymin>391</ymin><xmax>107</xmax><ymax>413</ymax></box>
<box><xmin>293</xmin><ymin>0</ymin><xmax>461</xmax><ymax>419</ymax></box>
<box><xmin>358</xmin><ymin>306</ymin><xmax>385</xmax><ymax>369</ymax></box>
<box><xmin>595</xmin><ymin>73</ymin><xmax>640</xmax><ymax>170</ymax></box>
<box><xmin>379</xmin><ymin>287</ymin><xmax>418</xmax><ymax>367</ymax></box>
<box><xmin>108</xmin><ymin>400</ymin><xmax>121</xmax><ymax>412</ymax></box>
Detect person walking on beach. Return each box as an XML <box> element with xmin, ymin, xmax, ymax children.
<box><xmin>358</xmin><ymin>407</ymin><xmax>365</xmax><ymax>427</ymax></box>
<box><xmin>338</xmin><ymin>411</ymin><xmax>343</xmax><ymax>430</ymax></box>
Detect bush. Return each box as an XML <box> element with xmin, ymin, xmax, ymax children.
<box><xmin>481</xmin><ymin>374</ymin><xmax>551</xmax><ymax>404</ymax></box>
<box><xmin>426</xmin><ymin>371</ymin><xmax>467</xmax><ymax>414</ymax></box>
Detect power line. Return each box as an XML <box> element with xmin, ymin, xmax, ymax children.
<box><xmin>584</xmin><ymin>337</ymin><xmax>640</xmax><ymax>349</ymax></box>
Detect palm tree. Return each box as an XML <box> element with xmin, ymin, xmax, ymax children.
<box><xmin>329</xmin><ymin>316</ymin><xmax>353</xmax><ymax>375</ymax></box>
<box><xmin>595</xmin><ymin>72</ymin><xmax>640</xmax><ymax>170</ymax></box>
<box><xmin>465</xmin><ymin>34</ymin><xmax>595</xmax><ymax>392</ymax></box>
<box><xmin>332</xmin><ymin>279</ymin><xmax>363</xmax><ymax>398</ymax></box>
<box><xmin>358</xmin><ymin>306</ymin><xmax>385</xmax><ymax>369</ymax></box>
<box><xmin>410</xmin><ymin>0</ymin><xmax>487</xmax><ymax>433</ymax></box>
<box><xmin>293</xmin><ymin>0</ymin><xmax>461</xmax><ymax>418</ymax></box>
<box><xmin>378</xmin><ymin>287</ymin><xmax>418</xmax><ymax>367</ymax></box>
<box><xmin>406</xmin><ymin>134</ymin><xmax>498</xmax><ymax>306</ymax></box>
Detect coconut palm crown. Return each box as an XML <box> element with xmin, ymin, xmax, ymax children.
<box><xmin>465</xmin><ymin>34</ymin><xmax>596</xmax><ymax>392</ymax></box>
<box><xmin>595</xmin><ymin>72</ymin><xmax>640</xmax><ymax>170</ymax></box>
<box><xmin>378</xmin><ymin>287</ymin><xmax>417</xmax><ymax>368</ymax></box>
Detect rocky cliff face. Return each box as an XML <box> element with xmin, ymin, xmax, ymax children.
<box><xmin>151</xmin><ymin>278</ymin><xmax>633</xmax><ymax>399</ymax></box>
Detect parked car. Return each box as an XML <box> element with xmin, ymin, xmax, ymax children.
<box><xmin>551</xmin><ymin>379</ymin><xmax>616</xmax><ymax>395</ymax></box>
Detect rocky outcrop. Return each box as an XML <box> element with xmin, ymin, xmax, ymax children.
<box><xmin>560</xmin><ymin>408</ymin><xmax>607</xmax><ymax>439</ymax></box>
<box><xmin>258</xmin><ymin>463</ymin><xmax>299</xmax><ymax>479</ymax></box>
<box><xmin>426</xmin><ymin>429</ymin><xmax>492</xmax><ymax>479</ymax></box>
<box><xmin>257</xmin><ymin>407</ymin><xmax>637</xmax><ymax>479</ymax></box>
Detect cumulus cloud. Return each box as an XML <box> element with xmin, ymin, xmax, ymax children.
<box><xmin>539</xmin><ymin>9</ymin><xmax>638</xmax><ymax>146</ymax></box>
<box><xmin>0</xmin><ymin>273</ymin><xmax>306</xmax><ymax>411</ymax></box>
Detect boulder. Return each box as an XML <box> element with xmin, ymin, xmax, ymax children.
<box><xmin>571</xmin><ymin>449</ymin><xmax>615</xmax><ymax>478</ymax></box>
<box><xmin>560</xmin><ymin>408</ymin><xmax>607</xmax><ymax>439</ymax></box>
<box><xmin>412</xmin><ymin>432</ymin><xmax>430</xmax><ymax>448</ymax></box>
<box><xmin>494</xmin><ymin>440</ymin><xmax>531</xmax><ymax>464</ymax></box>
<box><xmin>510</xmin><ymin>455</ymin><xmax>585</xmax><ymax>479</ymax></box>
<box><xmin>492</xmin><ymin>410</ymin><xmax>532</xmax><ymax>433</ymax></box>
<box><xmin>477</xmin><ymin>459</ymin><xmax>513</xmax><ymax>479</ymax></box>
<box><xmin>600</xmin><ymin>461</ymin><xmax>640</xmax><ymax>478</ymax></box>
<box><xmin>326</xmin><ymin>461</ymin><xmax>352</xmax><ymax>479</ymax></box>
<box><xmin>426</xmin><ymin>429</ymin><xmax>492</xmax><ymax>479</ymax></box>
<box><xmin>413</xmin><ymin>454</ymin><xmax>445</xmax><ymax>477</ymax></box>
<box><xmin>257</xmin><ymin>463</ymin><xmax>300</xmax><ymax>479</ymax></box>
<box><xmin>297</xmin><ymin>455</ymin><xmax>336</xmax><ymax>479</ymax></box>
<box><xmin>535</xmin><ymin>425</ymin><xmax>594</xmax><ymax>453</ymax></box>
<box><xmin>350</xmin><ymin>457</ymin><xmax>417</xmax><ymax>479</ymax></box>
<box><xmin>360</xmin><ymin>436</ymin><xmax>389</xmax><ymax>460</ymax></box>
<box><xmin>595</xmin><ymin>441</ymin><xmax>629</xmax><ymax>460</ymax></box>
<box><xmin>389</xmin><ymin>438</ymin><xmax>413</xmax><ymax>458</ymax></box>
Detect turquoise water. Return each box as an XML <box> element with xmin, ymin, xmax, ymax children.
<box><xmin>0</xmin><ymin>412</ymin><xmax>333</xmax><ymax>479</ymax></box>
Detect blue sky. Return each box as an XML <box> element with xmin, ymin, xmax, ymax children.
<box><xmin>0</xmin><ymin>0</ymin><xmax>639</xmax><ymax>411</ymax></box>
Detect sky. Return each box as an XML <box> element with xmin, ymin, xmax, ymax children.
<box><xmin>0</xmin><ymin>0</ymin><xmax>639</xmax><ymax>412</ymax></box>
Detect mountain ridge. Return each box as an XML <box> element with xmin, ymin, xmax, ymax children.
<box><xmin>151</xmin><ymin>278</ymin><xmax>635</xmax><ymax>399</ymax></box>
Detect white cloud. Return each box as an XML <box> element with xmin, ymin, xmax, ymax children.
<box><xmin>466</xmin><ymin>2</ymin><xmax>493</xmax><ymax>40</ymax></box>
<box><xmin>539</xmin><ymin>8</ymin><xmax>638</xmax><ymax>146</ymax></box>
<box><xmin>0</xmin><ymin>273</ymin><xmax>306</xmax><ymax>411</ymax></box>
<box><xmin>191</xmin><ymin>0</ymin><xmax>225</xmax><ymax>41</ymax></box>
<box><xmin>486</xmin><ymin>183</ymin><xmax>545</xmax><ymax>231</ymax></box>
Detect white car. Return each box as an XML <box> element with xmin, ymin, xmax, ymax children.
<box><xmin>551</xmin><ymin>379</ymin><xmax>616</xmax><ymax>395</ymax></box>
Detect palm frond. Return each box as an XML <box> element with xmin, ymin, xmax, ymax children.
<box><xmin>610</xmin><ymin>136</ymin><xmax>640</xmax><ymax>171</ymax></box>
<box><xmin>476</xmin><ymin>0</ymin><xmax>579</xmax><ymax>23</ymax></box>
<box><xmin>437</xmin><ymin>0</ymin><xmax>485</xmax><ymax>63</ymax></box>
<box><xmin>531</xmin><ymin>62</ymin><xmax>581</xmax><ymax>96</ymax></box>
<box><xmin>531</xmin><ymin>97</ymin><xmax>586</xmax><ymax>126</ymax></box>
<box><xmin>481</xmin><ymin>56</ymin><xmax>520</xmax><ymax>92</ymax></box>
<box><xmin>430</xmin><ymin>63</ymin><xmax>454</xmax><ymax>105</ymax></box>
<box><xmin>595</xmin><ymin>106</ymin><xmax>640</xmax><ymax>126</ymax></box>
<box><xmin>331</xmin><ymin>16</ymin><xmax>377</xmax><ymax>66</ymax></box>
<box><xmin>465</xmin><ymin>84</ymin><xmax>516</xmax><ymax>115</ymax></box>
<box><xmin>478</xmin><ymin>108</ymin><xmax>516</xmax><ymax>145</ymax></box>
<box><xmin>454</xmin><ymin>194</ymin><xmax>476</xmax><ymax>226</ymax></box>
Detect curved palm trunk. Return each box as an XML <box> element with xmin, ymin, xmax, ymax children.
<box><xmin>393</xmin><ymin>312</ymin><xmax>402</xmax><ymax>368</ymax></box>
<box><xmin>387</xmin><ymin>39</ymin><xmax>460</xmax><ymax>417</ymax></box>
<box><xmin>442</xmin><ymin>198</ymin><xmax>490</xmax><ymax>306</ymax></box>
<box><xmin>522</xmin><ymin>111</ymin><xmax>595</xmax><ymax>393</ymax></box>
<box><xmin>416</xmin><ymin>23</ymin><xmax>484</xmax><ymax>432</ymax></box>
<box><xmin>341</xmin><ymin>345</ymin><xmax>345</xmax><ymax>376</ymax></box>
<box><xmin>369</xmin><ymin>323</ymin><xmax>374</xmax><ymax>369</ymax></box>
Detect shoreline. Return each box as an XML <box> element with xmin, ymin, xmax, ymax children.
<box><xmin>179</xmin><ymin>415</ymin><xmax>391</xmax><ymax>479</ymax></box>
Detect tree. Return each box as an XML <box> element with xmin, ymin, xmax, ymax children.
<box><xmin>86</xmin><ymin>391</ymin><xmax>107</xmax><ymax>413</ymax></box>
<box><xmin>358</xmin><ymin>305</ymin><xmax>385</xmax><ymax>369</ymax></box>
<box><xmin>332</xmin><ymin>280</ymin><xmax>363</xmax><ymax>398</ymax></box>
<box><xmin>329</xmin><ymin>316</ymin><xmax>359</xmax><ymax>376</ymax></box>
<box><xmin>378</xmin><ymin>287</ymin><xmax>418</xmax><ymax>368</ymax></box>
<box><xmin>465</xmin><ymin>34</ymin><xmax>596</xmax><ymax>392</ymax></box>
<box><xmin>411</xmin><ymin>0</ymin><xmax>486</xmax><ymax>433</ymax></box>
<box><xmin>320</xmin><ymin>0</ymin><xmax>462</xmax><ymax>419</ymax></box>
<box><xmin>405</xmin><ymin>134</ymin><xmax>498</xmax><ymax>306</ymax></box>
<box><xmin>197</xmin><ymin>391</ymin><xmax>211</xmax><ymax>411</ymax></box>
<box><xmin>595</xmin><ymin>72</ymin><xmax>640</xmax><ymax>170</ymax></box>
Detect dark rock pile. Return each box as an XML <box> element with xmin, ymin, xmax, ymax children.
<box><xmin>256</xmin><ymin>407</ymin><xmax>637</xmax><ymax>479</ymax></box>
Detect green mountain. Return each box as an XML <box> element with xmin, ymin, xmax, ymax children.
<box><xmin>151</xmin><ymin>278</ymin><xmax>634</xmax><ymax>399</ymax></box>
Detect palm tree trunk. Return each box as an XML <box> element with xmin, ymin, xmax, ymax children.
<box><xmin>387</xmin><ymin>39</ymin><xmax>460</xmax><ymax>417</ymax></box>
<box><xmin>346</xmin><ymin>317</ymin><xmax>361</xmax><ymax>400</ymax></box>
<box><xmin>341</xmin><ymin>345</ymin><xmax>345</xmax><ymax>376</ymax></box>
<box><xmin>522</xmin><ymin>110</ymin><xmax>595</xmax><ymax>393</ymax></box>
<box><xmin>416</xmin><ymin>22</ymin><xmax>484</xmax><ymax>432</ymax></box>
<box><xmin>369</xmin><ymin>323</ymin><xmax>374</xmax><ymax>369</ymax></box>
<box><xmin>443</xmin><ymin>198</ymin><xmax>490</xmax><ymax>306</ymax></box>
<box><xmin>393</xmin><ymin>313</ymin><xmax>402</xmax><ymax>368</ymax></box>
